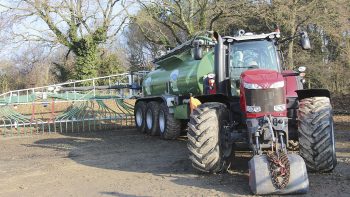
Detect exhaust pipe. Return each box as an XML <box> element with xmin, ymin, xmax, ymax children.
<box><xmin>213</xmin><ymin>32</ymin><xmax>226</xmax><ymax>94</ymax></box>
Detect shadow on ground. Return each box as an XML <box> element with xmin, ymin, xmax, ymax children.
<box><xmin>23</xmin><ymin>129</ymin><xmax>251</xmax><ymax>195</ymax></box>
<box><xmin>22</xmin><ymin>121</ymin><xmax>350</xmax><ymax>196</ymax></box>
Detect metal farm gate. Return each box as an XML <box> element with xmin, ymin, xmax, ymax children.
<box><xmin>0</xmin><ymin>72</ymin><xmax>147</xmax><ymax>137</ymax></box>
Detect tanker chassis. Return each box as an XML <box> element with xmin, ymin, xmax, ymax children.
<box><xmin>134</xmin><ymin>30</ymin><xmax>336</xmax><ymax>195</ymax></box>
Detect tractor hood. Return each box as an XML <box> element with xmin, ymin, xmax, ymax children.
<box><xmin>240</xmin><ymin>69</ymin><xmax>287</xmax><ymax>118</ymax></box>
<box><xmin>241</xmin><ymin>69</ymin><xmax>284</xmax><ymax>89</ymax></box>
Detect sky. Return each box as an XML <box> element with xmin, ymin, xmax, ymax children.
<box><xmin>0</xmin><ymin>0</ymin><xmax>140</xmax><ymax>61</ymax></box>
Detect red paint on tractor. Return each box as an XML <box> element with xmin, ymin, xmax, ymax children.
<box><xmin>282</xmin><ymin>70</ymin><xmax>299</xmax><ymax>98</ymax></box>
<box><xmin>240</xmin><ymin>69</ymin><xmax>287</xmax><ymax>118</ymax></box>
<box><xmin>241</xmin><ymin>69</ymin><xmax>284</xmax><ymax>86</ymax></box>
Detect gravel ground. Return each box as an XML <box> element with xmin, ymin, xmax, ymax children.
<box><xmin>0</xmin><ymin>119</ymin><xmax>349</xmax><ymax>197</ymax></box>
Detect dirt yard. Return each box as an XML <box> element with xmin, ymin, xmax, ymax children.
<box><xmin>0</xmin><ymin>117</ymin><xmax>349</xmax><ymax>197</ymax></box>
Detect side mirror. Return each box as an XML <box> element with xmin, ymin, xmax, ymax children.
<box><xmin>193</xmin><ymin>40</ymin><xmax>203</xmax><ymax>60</ymax></box>
<box><xmin>300</xmin><ymin>31</ymin><xmax>311</xmax><ymax>50</ymax></box>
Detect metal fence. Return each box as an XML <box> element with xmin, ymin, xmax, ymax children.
<box><xmin>0</xmin><ymin>72</ymin><xmax>147</xmax><ymax>137</ymax></box>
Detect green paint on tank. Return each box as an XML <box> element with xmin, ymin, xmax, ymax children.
<box><xmin>143</xmin><ymin>48</ymin><xmax>215</xmax><ymax>96</ymax></box>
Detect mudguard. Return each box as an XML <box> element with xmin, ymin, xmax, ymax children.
<box><xmin>296</xmin><ymin>89</ymin><xmax>330</xmax><ymax>100</ymax></box>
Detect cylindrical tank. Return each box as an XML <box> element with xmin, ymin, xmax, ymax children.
<box><xmin>142</xmin><ymin>44</ymin><xmax>215</xmax><ymax>97</ymax></box>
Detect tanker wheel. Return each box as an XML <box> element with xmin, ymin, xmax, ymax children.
<box><xmin>187</xmin><ymin>102</ymin><xmax>233</xmax><ymax>173</ymax></box>
<box><xmin>134</xmin><ymin>101</ymin><xmax>147</xmax><ymax>133</ymax></box>
<box><xmin>158</xmin><ymin>103</ymin><xmax>181</xmax><ymax>139</ymax></box>
<box><xmin>298</xmin><ymin>97</ymin><xmax>337</xmax><ymax>172</ymax></box>
<box><xmin>145</xmin><ymin>101</ymin><xmax>161</xmax><ymax>136</ymax></box>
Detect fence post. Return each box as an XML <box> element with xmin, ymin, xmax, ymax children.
<box><xmin>128</xmin><ymin>74</ymin><xmax>133</xmax><ymax>97</ymax></box>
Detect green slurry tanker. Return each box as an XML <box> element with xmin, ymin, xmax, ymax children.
<box><xmin>134</xmin><ymin>30</ymin><xmax>336</xmax><ymax>195</ymax></box>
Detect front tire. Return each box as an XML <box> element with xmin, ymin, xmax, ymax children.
<box><xmin>298</xmin><ymin>97</ymin><xmax>337</xmax><ymax>172</ymax></box>
<box><xmin>187</xmin><ymin>102</ymin><xmax>233</xmax><ymax>173</ymax></box>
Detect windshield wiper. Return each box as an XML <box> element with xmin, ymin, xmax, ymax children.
<box><xmin>232</xmin><ymin>66</ymin><xmax>259</xmax><ymax>69</ymax></box>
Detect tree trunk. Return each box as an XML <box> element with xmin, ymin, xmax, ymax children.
<box><xmin>287</xmin><ymin>1</ymin><xmax>297</xmax><ymax>70</ymax></box>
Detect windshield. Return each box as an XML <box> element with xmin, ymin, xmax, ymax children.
<box><xmin>229</xmin><ymin>40</ymin><xmax>280</xmax><ymax>77</ymax></box>
<box><xmin>229</xmin><ymin>40</ymin><xmax>281</xmax><ymax>95</ymax></box>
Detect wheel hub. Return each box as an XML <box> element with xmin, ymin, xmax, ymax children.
<box><xmin>136</xmin><ymin>109</ymin><xmax>143</xmax><ymax>127</ymax></box>
<box><xmin>159</xmin><ymin>110</ymin><xmax>165</xmax><ymax>133</ymax></box>
<box><xmin>146</xmin><ymin>109</ymin><xmax>153</xmax><ymax>130</ymax></box>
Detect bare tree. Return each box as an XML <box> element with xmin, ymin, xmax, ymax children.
<box><xmin>128</xmin><ymin>0</ymin><xmax>249</xmax><ymax>48</ymax></box>
<box><xmin>0</xmin><ymin>0</ymin><xmax>132</xmax><ymax>79</ymax></box>
<box><xmin>255</xmin><ymin>0</ymin><xmax>342</xmax><ymax>69</ymax></box>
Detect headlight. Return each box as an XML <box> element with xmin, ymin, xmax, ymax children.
<box><xmin>244</xmin><ymin>82</ymin><xmax>262</xmax><ymax>89</ymax></box>
<box><xmin>270</xmin><ymin>81</ymin><xmax>284</xmax><ymax>88</ymax></box>
<box><xmin>274</xmin><ymin>104</ymin><xmax>286</xmax><ymax>111</ymax></box>
<box><xmin>246</xmin><ymin>105</ymin><xmax>261</xmax><ymax>113</ymax></box>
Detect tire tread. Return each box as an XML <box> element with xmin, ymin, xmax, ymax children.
<box><xmin>298</xmin><ymin>97</ymin><xmax>337</xmax><ymax>172</ymax></box>
<box><xmin>187</xmin><ymin>102</ymin><xmax>231</xmax><ymax>173</ymax></box>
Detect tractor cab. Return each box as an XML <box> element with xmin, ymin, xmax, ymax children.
<box><xmin>219</xmin><ymin>32</ymin><xmax>289</xmax><ymax>124</ymax></box>
<box><xmin>223</xmin><ymin>32</ymin><xmax>282</xmax><ymax>96</ymax></box>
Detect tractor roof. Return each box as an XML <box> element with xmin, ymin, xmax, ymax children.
<box><xmin>223</xmin><ymin>32</ymin><xmax>280</xmax><ymax>42</ymax></box>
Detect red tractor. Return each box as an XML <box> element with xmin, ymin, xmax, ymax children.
<box><xmin>134</xmin><ymin>29</ymin><xmax>336</xmax><ymax>195</ymax></box>
<box><xmin>186</xmin><ymin>30</ymin><xmax>336</xmax><ymax>194</ymax></box>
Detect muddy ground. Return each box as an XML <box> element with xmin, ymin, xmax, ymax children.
<box><xmin>0</xmin><ymin>119</ymin><xmax>349</xmax><ymax>197</ymax></box>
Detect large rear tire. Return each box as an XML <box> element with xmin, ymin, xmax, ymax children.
<box><xmin>134</xmin><ymin>101</ymin><xmax>147</xmax><ymax>133</ymax></box>
<box><xmin>187</xmin><ymin>102</ymin><xmax>233</xmax><ymax>173</ymax></box>
<box><xmin>145</xmin><ymin>102</ymin><xmax>160</xmax><ymax>136</ymax></box>
<box><xmin>158</xmin><ymin>103</ymin><xmax>181</xmax><ymax>139</ymax></box>
<box><xmin>298</xmin><ymin>97</ymin><xmax>337</xmax><ymax>172</ymax></box>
